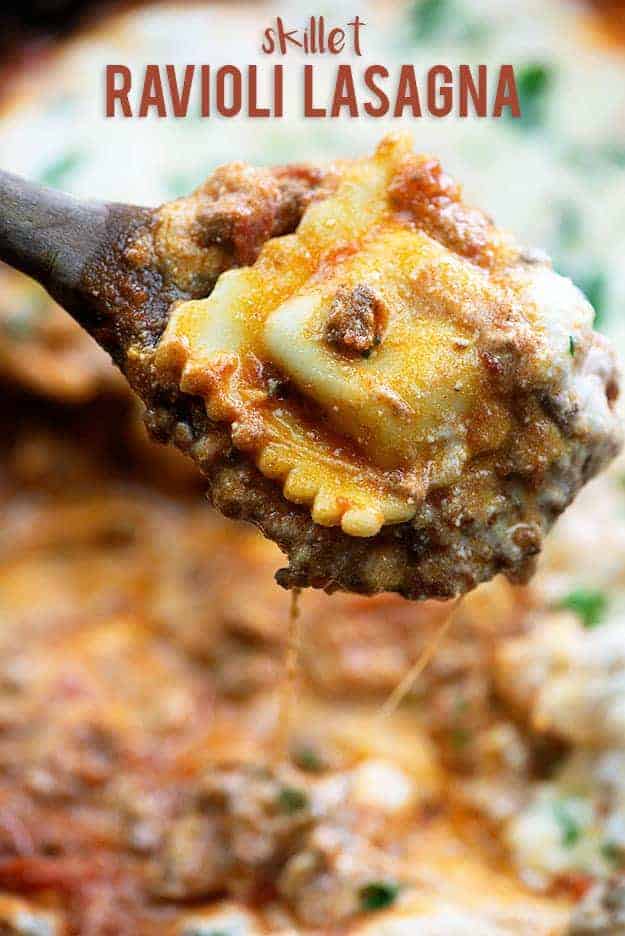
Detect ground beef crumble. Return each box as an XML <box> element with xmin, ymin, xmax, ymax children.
<box><xmin>325</xmin><ymin>284</ymin><xmax>385</xmax><ymax>356</ymax></box>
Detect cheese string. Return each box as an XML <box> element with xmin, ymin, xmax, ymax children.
<box><xmin>274</xmin><ymin>590</ymin><xmax>460</xmax><ymax>757</ymax></box>
<box><xmin>377</xmin><ymin>596</ymin><xmax>462</xmax><ymax>721</ymax></box>
<box><xmin>275</xmin><ymin>587</ymin><xmax>302</xmax><ymax>761</ymax></box>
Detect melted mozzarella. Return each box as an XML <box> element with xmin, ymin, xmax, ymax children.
<box><xmin>155</xmin><ymin>133</ymin><xmax>605</xmax><ymax>537</ymax></box>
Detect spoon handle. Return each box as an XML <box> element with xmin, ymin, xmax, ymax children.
<box><xmin>0</xmin><ymin>170</ymin><xmax>111</xmax><ymax>301</ymax></box>
<box><xmin>0</xmin><ymin>170</ymin><xmax>158</xmax><ymax>362</ymax></box>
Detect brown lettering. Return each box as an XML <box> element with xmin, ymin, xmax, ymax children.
<box><xmin>200</xmin><ymin>65</ymin><xmax>210</xmax><ymax>117</ymax></box>
<box><xmin>428</xmin><ymin>65</ymin><xmax>453</xmax><ymax>117</ymax></box>
<box><xmin>493</xmin><ymin>64</ymin><xmax>520</xmax><ymax>117</ymax></box>
<box><xmin>274</xmin><ymin>64</ymin><xmax>284</xmax><ymax>117</ymax></box>
<box><xmin>331</xmin><ymin>64</ymin><xmax>358</xmax><ymax>117</ymax></box>
<box><xmin>395</xmin><ymin>65</ymin><xmax>422</xmax><ymax>117</ymax></box>
<box><xmin>105</xmin><ymin>65</ymin><xmax>131</xmax><ymax>117</ymax></box>
<box><xmin>459</xmin><ymin>64</ymin><xmax>486</xmax><ymax>117</ymax></box>
<box><xmin>364</xmin><ymin>65</ymin><xmax>389</xmax><ymax>117</ymax></box>
<box><xmin>304</xmin><ymin>65</ymin><xmax>325</xmax><ymax>116</ymax></box>
<box><xmin>347</xmin><ymin>16</ymin><xmax>365</xmax><ymax>56</ymax></box>
<box><xmin>166</xmin><ymin>65</ymin><xmax>194</xmax><ymax>117</ymax></box>
<box><xmin>248</xmin><ymin>65</ymin><xmax>270</xmax><ymax>117</ymax></box>
<box><xmin>262</xmin><ymin>27</ymin><xmax>276</xmax><ymax>54</ymax></box>
<box><xmin>328</xmin><ymin>28</ymin><xmax>345</xmax><ymax>53</ymax></box>
<box><xmin>276</xmin><ymin>17</ymin><xmax>303</xmax><ymax>53</ymax></box>
<box><xmin>139</xmin><ymin>65</ymin><xmax>166</xmax><ymax>117</ymax></box>
<box><xmin>216</xmin><ymin>66</ymin><xmax>242</xmax><ymax>117</ymax></box>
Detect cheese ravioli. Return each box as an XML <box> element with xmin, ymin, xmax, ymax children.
<box><xmin>153</xmin><ymin>135</ymin><xmax>620</xmax><ymax>551</ymax></box>
<box><xmin>154</xmin><ymin>130</ymin><xmax>620</xmax><ymax>593</ymax></box>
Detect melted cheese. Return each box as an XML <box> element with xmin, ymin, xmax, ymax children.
<box><xmin>155</xmin><ymin>135</ymin><xmax>535</xmax><ymax>536</ymax></box>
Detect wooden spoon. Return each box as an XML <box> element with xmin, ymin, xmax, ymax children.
<box><xmin>0</xmin><ymin>168</ymin><xmax>374</xmax><ymax>597</ymax></box>
<box><xmin>0</xmin><ymin>171</ymin><xmax>183</xmax><ymax>365</ymax></box>
<box><xmin>0</xmin><ymin>163</ymin><xmax>619</xmax><ymax>601</ymax></box>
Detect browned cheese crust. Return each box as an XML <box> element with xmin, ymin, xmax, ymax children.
<box><xmin>81</xmin><ymin>149</ymin><xmax>622</xmax><ymax>600</ymax></box>
<box><xmin>0</xmin><ymin>412</ymin><xmax>573</xmax><ymax>933</ymax></box>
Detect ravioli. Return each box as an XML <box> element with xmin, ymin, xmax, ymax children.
<box><xmin>153</xmin><ymin>135</ymin><xmax>620</xmax><ymax>545</ymax></box>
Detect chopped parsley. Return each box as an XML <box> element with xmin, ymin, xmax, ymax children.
<box><xmin>514</xmin><ymin>63</ymin><xmax>554</xmax><ymax>130</ymax></box>
<box><xmin>39</xmin><ymin>150</ymin><xmax>84</xmax><ymax>190</ymax></box>
<box><xmin>555</xmin><ymin>266</ymin><xmax>608</xmax><ymax>331</ymax></box>
<box><xmin>553</xmin><ymin>800</ymin><xmax>582</xmax><ymax>848</ymax></box>
<box><xmin>292</xmin><ymin>745</ymin><xmax>324</xmax><ymax>773</ymax></box>
<box><xmin>567</xmin><ymin>143</ymin><xmax>625</xmax><ymax>170</ymax></box>
<box><xmin>451</xmin><ymin>694</ymin><xmax>471</xmax><ymax>749</ymax></box>
<box><xmin>569</xmin><ymin>335</ymin><xmax>576</xmax><ymax>357</ymax></box>
<box><xmin>451</xmin><ymin>726</ymin><xmax>470</xmax><ymax>749</ymax></box>
<box><xmin>411</xmin><ymin>0</ymin><xmax>451</xmax><ymax>39</ymax></box>
<box><xmin>577</xmin><ymin>271</ymin><xmax>607</xmax><ymax>330</ymax></box>
<box><xmin>410</xmin><ymin>0</ymin><xmax>487</xmax><ymax>42</ymax></box>
<box><xmin>359</xmin><ymin>880</ymin><xmax>400</xmax><ymax>912</ymax></box>
<box><xmin>183</xmin><ymin>929</ymin><xmax>231</xmax><ymax>936</ymax></box>
<box><xmin>183</xmin><ymin>930</ymin><xmax>230</xmax><ymax>936</ymax></box>
<box><xmin>277</xmin><ymin>786</ymin><xmax>309</xmax><ymax>814</ymax></box>
<box><xmin>557</xmin><ymin>202</ymin><xmax>583</xmax><ymax>249</ymax></box>
<box><xmin>559</xmin><ymin>588</ymin><xmax>608</xmax><ymax>629</ymax></box>
<box><xmin>599</xmin><ymin>144</ymin><xmax>625</xmax><ymax>167</ymax></box>
<box><xmin>601</xmin><ymin>841</ymin><xmax>624</xmax><ymax>867</ymax></box>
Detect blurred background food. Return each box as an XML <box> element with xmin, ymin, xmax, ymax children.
<box><xmin>0</xmin><ymin>1</ymin><xmax>625</xmax><ymax>933</ymax></box>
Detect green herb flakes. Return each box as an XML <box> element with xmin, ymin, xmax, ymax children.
<box><xmin>553</xmin><ymin>800</ymin><xmax>581</xmax><ymax>848</ymax></box>
<box><xmin>557</xmin><ymin>202</ymin><xmax>582</xmax><ymax>249</ymax></box>
<box><xmin>277</xmin><ymin>786</ymin><xmax>309</xmax><ymax>814</ymax></box>
<box><xmin>359</xmin><ymin>880</ymin><xmax>400</xmax><ymax>912</ymax></box>
<box><xmin>39</xmin><ymin>150</ymin><xmax>84</xmax><ymax>190</ymax></box>
<box><xmin>601</xmin><ymin>841</ymin><xmax>624</xmax><ymax>867</ymax></box>
<box><xmin>451</xmin><ymin>726</ymin><xmax>470</xmax><ymax>749</ymax></box>
<box><xmin>514</xmin><ymin>63</ymin><xmax>554</xmax><ymax>129</ymax></box>
<box><xmin>410</xmin><ymin>0</ymin><xmax>487</xmax><ymax>42</ymax></box>
<box><xmin>411</xmin><ymin>0</ymin><xmax>451</xmax><ymax>39</ymax></box>
<box><xmin>556</xmin><ymin>266</ymin><xmax>608</xmax><ymax>331</ymax></box>
<box><xmin>292</xmin><ymin>745</ymin><xmax>324</xmax><ymax>773</ymax></box>
<box><xmin>559</xmin><ymin>588</ymin><xmax>608</xmax><ymax>629</ymax></box>
<box><xmin>578</xmin><ymin>271</ymin><xmax>607</xmax><ymax>330</ymax></box>
<box><xmin>451</xmin><ymin>694</ymin><xmax>470</xmax><ymax>749</ymax></box>
<box><xmin>183</xmin><ymin>930</ymin><xmax>230</xmax><ymax>936</ymax></box>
